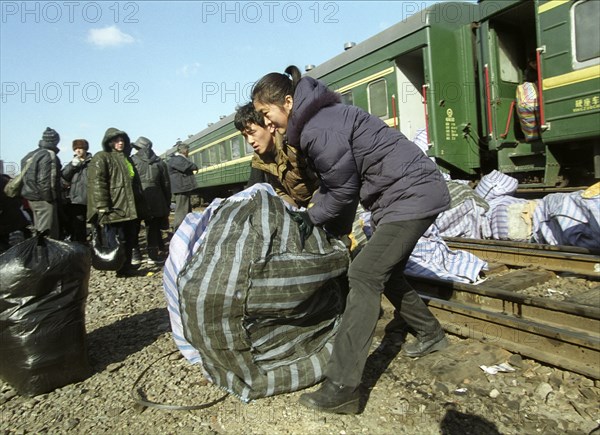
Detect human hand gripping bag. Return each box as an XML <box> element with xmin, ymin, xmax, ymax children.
<box><xmin>0</xmin><ymin>234</ymin><xmax>92</xmax><ymax>396</ymax></box>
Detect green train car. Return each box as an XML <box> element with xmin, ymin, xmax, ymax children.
<box><xmin>181</xmin><ymin>0</ymin><xmax>599</xmax><ymax>201</ymax></box>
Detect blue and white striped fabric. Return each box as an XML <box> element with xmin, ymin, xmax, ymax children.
<box><xmin>162</xmin><ymin>184</ymin><xmax>279</xmax><ymax>364</ymax></box>
<box><xmin>533</xmin><ymin>190</ymin><xmax>600</xmax><ymax>249</ymax></box>
<box><xmin>475</xmin><ymin>170</ymin><xmax>519</xmax><ymax>201</ymax></box>
<box><xmin>481</xmin><ymin>196</ymin><xmax>529</xmax><ymax>240</ymax></box>
<box><xmin>360</xmin><ymin>211</ymin><xmax>487</xmax><ymax>283</ymax></box>
<box><xmin>435</xmin><ymin>199</ymin><xmax>486</xmax><ymax>239</ymax></box>
<box><xmin>406</xmin><ymin>225</ymin><xmax>487</xmax><ymax>284</ymax></box>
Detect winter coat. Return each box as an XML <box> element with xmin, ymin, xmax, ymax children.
<box><xmin>132</xmin><ymin>148</ymin><xmax>171</xmax><ymax>219</ymax></box>
<box><xmin>62</xmin><ymin>152</ymin><xmax>92</xmax><ymax>205</ymax></box>
<box><xmin>286</xmin><ymin>77</ymin><xmax>450</xmax><ymax>231</ymax></box>
<box><xmin>87</xmin><ymin>128</ymin><xmax>146</xmax><ymax>224</ymax></box>
<box><xmin>250</xmin><ymin>132</ymin><xmax>319</xmax><ymax>208</ymax></box>
<box><xmin>20</xmin><ymin>142</ymin><xmax>62</xmax><ymax>202</ymax></box>
<box><xmin>167</xmin><ymin>153</ymin><xmax>198</xmax><ymax>194</ymax></box>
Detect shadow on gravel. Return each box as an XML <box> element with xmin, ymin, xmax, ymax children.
<box><xmin>359</xmin><ymin>330</ymin><xmax>407</xmax><ymax>407</ymax></box>
<box><xmin>86</xmin><ymin>307</ymin><xmax>170</xmax><ymax>373</ymax></box>
<box><xmin>440</xmin><ymin>408</ymin><xmax>502</xmax><ymax>435</ymax></box>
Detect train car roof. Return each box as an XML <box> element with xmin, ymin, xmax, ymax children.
<box><xmin>306</xmin><ymin>1</ymin><xmax>478</xmax><ymax>80</ymax></box>
<box><xmin>183</xmin><ymin>112</ymin><xmax>236</xmax><ymax>146</ymax></box>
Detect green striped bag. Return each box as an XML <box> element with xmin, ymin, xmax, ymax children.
<box><xmin>179</xmin><ymin>189</ymin><xmax>350</xmax><ymax>401</ymax></box>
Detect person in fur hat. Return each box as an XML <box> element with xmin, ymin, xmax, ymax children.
<box><xmin>61</xmin><ymin>139</ymin><xmax>92</xmax><ymax>243</ymax></box>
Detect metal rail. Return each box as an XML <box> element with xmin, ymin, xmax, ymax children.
<box><xmin>444</xmin><ymin>237</ymin><xmax>600</xmax><ymax>278</ymax></box>
<box><xmin>409</xmin><ymin>275</ymin><xmax>600</xmax><ymax>380</ymax></box>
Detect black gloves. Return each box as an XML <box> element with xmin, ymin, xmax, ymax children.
<box><xmin>286</xmin><ymin>210</ymin><xmax>314</xmax><ymax>249</ymax></box>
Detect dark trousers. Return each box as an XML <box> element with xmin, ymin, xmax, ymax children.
<box><xmin>110</xmin><ymin>220</ymin><xmax>137</xmax><ymax>273</ymax></box>
<box><xmin>28</xmin><ymin>200</ymin><xmax>60</xmax><ymax>239</ymax></box>
<box><xmin>173</xmin><ymin>193</ymin><xmax>191</xmax><ymax>230</ymax></box>
<box><xmin>133</xmin><ymin>217</ymin><xmax>166</xmax><ymax>258</ymax></box>
<box><xmin>64</xmin><ymin>204</ymin><xmax>88</xmax><ymax>243</ymax></box>
<box><xmin>325</xmin><ymin>217</ymin><xmax>440</xmax><ymax>387</ymax></box>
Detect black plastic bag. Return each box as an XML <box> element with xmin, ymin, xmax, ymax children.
<box><xmin>0</xmin><ymin>234</ymin><xmax>92</xmax><ymax>396</ymax></box>
<box><xmin>90</xmin><ymin>223</ymin><xmax>126</xmax><ymax>271</ymax></box>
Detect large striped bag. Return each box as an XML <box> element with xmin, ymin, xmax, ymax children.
<box><xmin>516</xmin><ymin>81</ymin><xmax>540</xmax><ymax>141</ymax></box>
<box><xmin>178</xmin><ymin>188</ymin><xmax>350</xmax><ymax>401</ymax></box>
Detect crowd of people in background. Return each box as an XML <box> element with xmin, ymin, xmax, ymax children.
<box><xmin>0</xmin><ymin>126</ymin><xmax>199</xmax><ymax>278</ymax></box>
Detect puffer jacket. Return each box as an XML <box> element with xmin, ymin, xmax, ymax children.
<box><xmin>62</xmin><ymin>152</ymin><xmax>92</xmax><ymax>205</ymax></box>
<box><xmin>250</xmin><ymin>132</ymin><xmax>319</xmax><ymax>208</ymax></box>
<box><xmin>167</xmin><ymin>154</ymin><xmax>198</xmax><ymax>194</ymax></box>
<box><xmin>132</xmin><ymin>147</ymin><xmax>171</xmax><ymax>218</ymax></box>
<box><xmin>87</xmin><ymin>128</ymin><xmax>146</xmax><ymax>224</ymax></box>
<box><xmin>286</xmin><ymin>77</ymin><xmax>450</xmax><ymax>231</ymax></box>
<box><xmin>20</xmin><ymin>142</ymin><xmax>62</xmax><ymax>202</ymax></box>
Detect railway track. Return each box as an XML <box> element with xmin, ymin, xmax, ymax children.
<box><xmin>408</xmin><ymin>239</ymin><xmax>600</xmax><ymax>380</ymax></box>
<box><xmin>444</xmin><ymin>237</ymin><xmax>600</xmax><ymax>278</ymax></box>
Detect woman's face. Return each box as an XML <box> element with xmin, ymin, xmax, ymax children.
<box><xmin>110</xmin><ymin>137</ymin><xmax>125</xmax><ymax>152</ymax></box>
<box><xmin>254</xmin><ymin>95</ymin><xmax>293</xmax><ymax>134</ymax></box>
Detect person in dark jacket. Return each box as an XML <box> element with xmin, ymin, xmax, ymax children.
<box><xmin>62</xmin><ymin>139</ymin><xmax>92</xmax><ymax>243</ymax></box>
<box><xmin>252</xmin><ymin>66</ymin><xmax>451</xmax><ymax>414</ymax></box>
<box><xmin>0</xmin><ymin>174</ymin><xmax>31</xmax><ymax>252</ymax></box>
<box><xmin>87</xmin><ymin>128</ymin><xmax>146</xmax><ymax>277</ymax></box>
<box><xmin>166</xmin><ymin>142</ymin><xmax>198</xmax><ymax>230</ymax></box>
<box><xmin>131</xmin><ymin>136</ymin><xmax>171</xmax><ymax>264</ymax></box>
<box><xmin>235</xmin><ymin>102</ymin><xmax>318</xmax><ymax>208</ymax></box>
<box><xmin>20</xmin><ymin>127</ymin><xmax>62</xmax><ymax>239</ymax></box>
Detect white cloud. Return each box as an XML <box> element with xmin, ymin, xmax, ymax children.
<box><xmin>87</xmin><ymin>25</ymin><xmax>135</xmax><ymax>48</ymax></box>
<box><xmin>177</xmin><ymin>62</ymin><xmax>201</xmax><ymax>78</ymax></box>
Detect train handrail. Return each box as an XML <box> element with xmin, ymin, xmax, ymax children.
<box><xmin>499</xmin><ymin>100</ymin><xmax>516</xmax><ymax>139</ymax></box>
<box><xmin>392</xmin><ymin>94</ymin><xmax>398</xmax><ymax>129</ymax></box>
<box><xmin>536</xmin><ymin>46</ymin><xmax>547</xmax><ymax>129</ymax></box>
<box><xmin>422</xmin><ymin>84</ymin><xmax>430</xmax><ymax>144</ymax></box>
<box><xmin>484</xmin><ymin>64</ymin><xmax>494</xmax><ymax>138</ymax></box>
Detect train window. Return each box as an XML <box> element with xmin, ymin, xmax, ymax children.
<box><xmin>201</xmin><ymin>149</ymin><xmax>210</xmax><ymax>168</ymax></box>
<box><xmin>341</xmin><ymin>91</ymin><xmax>354</xmax><ymax>106</ymax></box>
<box><xmin>244</xmin><ymin>137</ymin><xmax>254</xmax><ymax>155</ymax></box>
<box><xmin>231</xmin><ymin>136</ymin><xmax>241</xmax><ymax>159</ymax></box>
<box><xmin>572</xmin><ymin>0</ymin><xmax>600</xmax><ymax>68</ymax></box>
<box><xmin>208</xmin><ymin>146</ymin><xmax>218</xmax><ymax>166</ymax></box>
<box><xmin>497</xmin><ymin>34</ymin><xmax>520</xmax><ymax>84</ymax></box>
<box><xmin>220</xmin><ymin>141</ymin><xmax>230</xmax><ymax>162</ymax></box>
<box><xmin>367</xmin><ymin>79</ymin><xmax>388</xmax><ymax>118</ymax></box>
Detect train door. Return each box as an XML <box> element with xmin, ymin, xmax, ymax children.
<box><xmin>394</xmin><ymin>49</ymin><xmax>427</xmax><ymax>145</ymax></box>
<box><xmin>477</xmin><ymin>1</ymin><xmax>547</xmax><ymax>183</ymax></box>
<box><xmin>408</xmin><ymin>25</ymin><xmax>480</xmax><ymax>179</ymax></box>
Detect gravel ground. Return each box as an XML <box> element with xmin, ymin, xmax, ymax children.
<box><xmin>1</xmin><ymin>263</ymin><xmax>599</xmax><ymax>435</ymax></box>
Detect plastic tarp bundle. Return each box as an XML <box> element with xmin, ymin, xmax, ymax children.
<box><xmin>174</xmin><ymin>185</ymin><xmax>350</xmax><ymax>401</ymax></box>
<box><xmin>0</xmin><ymin>235</ymin><xmax>91</xmax><ymax>396</ymax></box>
<box><xmin>533</xmin><ymin>190</ymin><xmax>600</xmax><ymax>250</ymax></box>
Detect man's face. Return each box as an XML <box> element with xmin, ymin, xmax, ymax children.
<box><xmin>74</xmin><ymin>148</ymin><xmax>86</xmax><ymax>158</ymax></box>
<box><xmin>243</xmin><ymin>122</ymin><xmax>275</xmax><ymax>155</ymax></box>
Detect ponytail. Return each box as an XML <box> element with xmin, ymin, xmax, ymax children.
<box><xmin>252</xmin><ymin>65</ymin><xmax>303</xmax><ymax>106</ymax></box>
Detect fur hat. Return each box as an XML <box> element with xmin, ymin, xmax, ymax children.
<box><xmin>41</xmin><ymin>127</ymin><xmax>60</xmax><ymax>147</ymax></box>
<box><xmin>72</xmin><ymin>139</ymin><xmax>89</xmax><ymax>150</ymax></box>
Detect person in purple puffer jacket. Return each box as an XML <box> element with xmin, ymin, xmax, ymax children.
<box><xmin>252</xmin><ymin>65</ymin><xmax>451</xmax><ymax>414</ymax></box>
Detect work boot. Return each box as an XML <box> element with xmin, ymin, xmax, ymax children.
<box><xmin>299</xmin><ymin>379</ymin><xmax>360</xmax><ymax>414</ymax></box>
<box><xmin>402</xmin><ymin>329</ymin><xmax>449</xmax><ymax>358</ymax></box>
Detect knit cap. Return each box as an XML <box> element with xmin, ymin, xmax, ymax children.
<box><xmin>41</xmin><ymin>127</ymin><xmax>60</xmax><ymax>147</ymax></box>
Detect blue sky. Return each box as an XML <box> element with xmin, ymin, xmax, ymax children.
<box><xmin>1</xmin><ymin>0</ymin><xmax>458</xmax><ymax>173</ymax></box>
